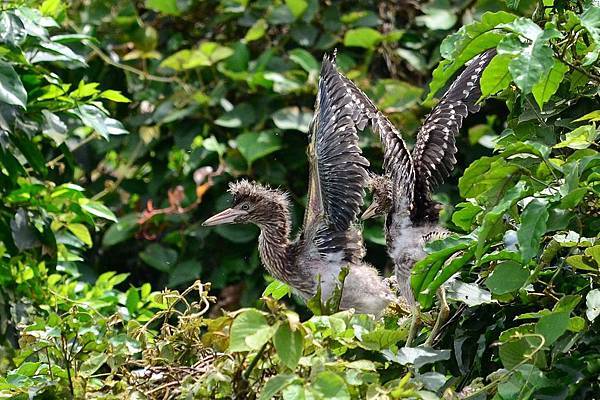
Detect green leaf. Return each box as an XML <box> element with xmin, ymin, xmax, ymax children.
<box><xmin>272</xmin><ymin>107</ymin><xmax>312</xmax><ymax>133</ymax></box>
<box><xmin>517</xmin><ymin>199</ymin><xmax>549</xmax><ymax>262</ymax></box>
<box><xmin>100</xmin><ymin>90</ymin><xmax>131</xmax><ymax>103</ymax></box>
<box><xmin>554</xmin><ymin>125</ymin><xmax>598</xmax><ymax>150</ymax></box>
<box><xmin>344</xmin><ymin>28</ymin><xmax>382</xmax><ymax>49</ymax></box>
<box><xmin>499</xmin><ymin>334</ymin><xmax>545</xmax><ymax>369</ymax></box>
<box><xmin>259</xmin><ymin>374</ymin><xmax>297</xmax><ymax>400</ymax></box>
<box><xmin>285</xmin><ymin>0</ymin><xmax>308</xmax><ymax>18</ymax></box>
<box><xmin>289</xmin><ymin>48</ymin><xmax>319</xmax><ymax>73</ymax></box>
<box><xmin>480</xmin><ymin>53</ymin><xmax>513</xmax><ymax>97</ymax></box>
<box><xmin>360</xmin><ymin>329</ymin><xmax>405</xmax><ymax>350</ymax></box>
<box><xmin>416</xmin><ymin>6</ymin><xmax>457</xmax><ymax>30</ymax></box>
<box><xmin>451</xmin><ymin>202</ymin><xmax>482</xmax><ymax>231</ymax></box>
<box><xmin>273</xmin><ymin>323</ymin><xmax>303</xmax><ymax>369</ymax></box>
<box><xmin>485</xmin><ymin>261</ymin><xmax>529</xmax><ymax>295</ymax></box>
<box><xmin>168</xmin><ymin>260</ymin><xmax>202</xmax><ymax>287</ymax></box>
<box><xmin>79</xmin><ymin>199</ymin><xmax>118</xmax><ymax>222</ymax></box>
<box><xmin>579</xmin><ymin>7</ymin><xmax>600</xmax><ymax>65</ymax></box>
<box><xmin>229</xmin><ymin>309</ymin><xmax>272</xmax><ymax>352</ymax></box>
<box><xmin>532</xmin><ymin>60</ymin><xmax>568</xmax><ymax>108</ymax></box>
<box><xmin>459</xmin><ymin>156</ymin><xmax>519</xmax><ymax>200</ymax></box>
<box><xmin>428</xmin><ymin>11</ymin><xmax>517</xmax><ymax>100</ymax></box>
<box><xmin>244</xmin><ymin>19</ymin><xmax>268</xmax><ymax>42</ymax></box>
<box><xmin>445</xmin><ymin>280</ymin><xmax>494</xmax><ymax>307</ymax></box>
<box><xmin>503</xmin><ymin>21</ymin><xmax>559</xmax><ymax>94</ymax></box>
<box><xmin>477</xmin><ymin>181</ymin><xmax>529</xmax><ymax>257</ymax></box>
<box><xmin>215</xmin><ymin>103</ymin><xmax>255</xmax><ymax>128</ymax></box>
<box><xmin>125</xmin><ymin>287</ymin><xmax>140</xmax><ymax>314</ymax></box>
<box><xmin>0</xmin><ymin>60</ymin><xmax>27</xmax><ymax>108</ymax></box>
<box><xmin>139</xmin><ymin>243</ymin><xmax>177</xmax><ymax>272</ymax></box>
<box><xmin>263</xmin><ymin>280</ymin><xmax>291</xmax><ymax>300</ymax></box>
<box><xmin>42</xmin><ymin>110</ymin><xmax>67</xmax><ymax>145</ymax></box>
<box><xmin>312</xmin><ymin>371</ymin><xmax>350</xmax><ymax>400</ymax></box>
<box><xmin>385</xmin><ymin>347</ymin><xmax>451</xmax><ymax>368</ymax></box>
<box><xmin>566</xmin><ymin>255</ymin><xmax>596</xmax><ymax>271</ymax></box>
<box><xmin>67</xmin><ymin>223</ymin><xmax>92</xmax><ymax>247</ymax></box>
<box><xmin>575</xmin><ymin>110</ymin><xmax>600</xmax><ymax>122</ymax></box>
<box><xmin>102</xmin><ymin>213</ymin><xmax>139</xmax><ymax>247</ymax></box>
<box><xmin>10</xmin><ymin>133</ymin><xmax>47</xmax><ymax>175</ymax></box>
<box><xmin>202</xmin><ymin>136</ymin><xmax>226</xmax><ymax>156</ymax></box>
<box><xmin>73</xmin><ymin>104</ymin><xmax>128</xmax><ymax>139</ymax></box>
<box><xmin>535</xmin><ymin>311</ymin><xmax>569</xmax><ymax>345</ymax></box>
<box><xmin>145</xmin><ymin>0</ymin><xmax>180</xmax><ymax>16</ymax></box>
<box><xmin>15</xmin><ymin>362</ymin><xmax>40</xmax><ymax>377</ymax></box>
<box><xmin>236</xmin><ymin>131</ymin><xmax>282</xmax><ymax>165</ymax></box>
<box><xmin>71</xmin><ymin>81</ymin><xmax>100</xmax><ymax>98</ymax></box>
<box><xmin>79</xmin><ymin>353</ymin><xmax>108</xmax><ymax>378</ymax></box>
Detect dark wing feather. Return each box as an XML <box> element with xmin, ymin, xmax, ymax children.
<box><xmin>302</xmin><ymin>54</ymin><xmax>369</xmax><ymax>262</ymax></box>
<box><xmin>412</xmin><ymin>49</ymin><xmax>496</xmax><ymax>198</ymax></box>
<box><xmin>336</xmin><ymin>73</ymin><xmax>416</xmax><ymax>208</ymax></box>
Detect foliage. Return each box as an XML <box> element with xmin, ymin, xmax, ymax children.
<box><xmin>0</xmin><ymin>0</ymin><xmax>598</xmax><ymax>399</ymax></box>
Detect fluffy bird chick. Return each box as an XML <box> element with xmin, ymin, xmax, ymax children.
<box><xmin>362</xmin><ymin>175</ymin><xmax>448</xmax><ymax>305</ymax></box>
<box><xmin>203</xmin><ymin>50</ymin><xmax>395</xmax><ymax>317</ymax></box>
<box><xmin>203</xmin><ymin>180</ymin><xmax>393</xmax><ymax>315</ymax></box>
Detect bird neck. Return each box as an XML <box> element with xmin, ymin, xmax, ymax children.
<box><xmin>256</xmin><ymin>207</ymin><xmax>293</xmax><ymax>283</ymax></box>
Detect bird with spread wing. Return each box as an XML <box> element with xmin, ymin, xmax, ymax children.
<box><xmin>347</xmin><ymin>49</ymin><xmax>497</xmax><ymax>344</ymax></box>
<box><xmin>203</xmin><ymin>54</ymin><xmax>394</xmax><ymax>315</ymax></box>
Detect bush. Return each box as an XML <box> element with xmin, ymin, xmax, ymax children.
<box><xmin>0</xmin><ymin>0</ymin><xmax>599</xmax><ymax>399</ymax></box>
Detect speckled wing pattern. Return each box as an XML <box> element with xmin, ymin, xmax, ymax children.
<box><xmin>411</xmin><ymin>49</ymin><xmax>496</xmax><ymax>197</ymax></box>
<box><xmin>336</xmin><ymin>73</ymin><xmax>416</xmax><ymax>206</ymax></box>
<box><xmin>303</xmin><ymin>54</ymin><xmax>370</xmax><ymax>261</ymax></box>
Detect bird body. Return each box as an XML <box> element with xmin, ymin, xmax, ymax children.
<box><xmin>358</xmin><ymin>49</ymin><xmax>497</xmax><ymax>305</ymax></box>
<box><xmin>203</xmin><ymin>55</ymin><xmax>394</xmax><ymax>316</ymax></box>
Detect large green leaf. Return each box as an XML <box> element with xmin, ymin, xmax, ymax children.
<box><xmin>459</xmin><ymin>156</ymin><xmax>519</xmax><ymax>200</ymax></box>
<box><xmin>72</xmin><ymin>105</ymin><xmax>128</xmax><ymax>139</ymax></box>
<box><xmin>273</xmin><ymin>323</ymin><xmax>303</xmax><ymax>369</ymax></box>
<box><xmin>480</xmin><ymin>53</ymin><xmax>513</xmax><ymax>97</ymax></box>
<box><xmin>485</xmin><ymin>261</ymin><xmax>529</xmax><ymax>295</ymax></box>
<box><xmin>532</xmin><ymin>60</ymin><xmax>568</xmax><ymax>108</ymax></box>
<box><xmin>312</xmin><ymin>371</ymin><xmax>350</xmax><ymax>400</ymax></box>
<box><xmin>344</xmin><ymin>27</ymin><xmax>382</xmax><ymax>49</ymax></box>
<box><xmin>289</xmin><ymin>48</ymin><xmax>319</xmax><ymax>73</ymax></box>
<box><xmin>0</xmin><ymin>60</ymin><xmax>27</xmax><ymax>108</ymax></box>
<box><xmin>517</xmin><ymin>199</ymin><xmax>549</xmax><ymax>263</ymax></box>
<box><xmin>215</xmin><ymin>103</ymin><xmax>255</xmax><ymax>128</ymax></box>
<box><xmin>139</xmin><ymin>243</ymin><xmax>177</xmax><ymax>272</ymax></box>
<box><xmin>236</xmin><ymin>131</ymin><xmax>282</xmax><ymax>165</ymax></box>
<box><xmin>259</xmin><ymin>374</ymin><xmax>298</xmax><ymax>400</ymax></box>
<box><xmin>272</xmin><ymin>107</ymin><xmax>312</xmax><ymax>132</ymax></box>
<box><xmin>535</xmin><ymin>311</ymin><xmax>569</xmax><ymax>346</ymax></box>
<box><xmin>428</xmin><ymin>11</ymin><xmax>517</xmax><ymax>100</ymax></box>
<box><xmin>501</xmin><ymin>20</ymin><xmax>560</xmax><ymax>94</ymax></box>
<box><xmin>385</xmin><ymin>347</ymin><xmax>451</xmax><ymax>368</ymax></box>
<box><xmin>476</xmin><ymin>181</ymin><xmax>529</xmax><ymax>257</ymax></box>
<box><xmin>285</xmin><ymin>0</ymin><xmax>308</xmax><ymax>18</ymax></box>
<box><xmin>229</xmin><ymin>309</ymin><xmax>273</xmax><ymax>352</ymax></box>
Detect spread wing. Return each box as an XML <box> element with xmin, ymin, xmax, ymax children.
<box><xmin>336</xmin><ymin>73</ymin><xmax>416</xmax><ymax>207</ymax></box>
<box><xmin>302</xmin><ymin>54</ymin><xmax>370</xmax><ymax>262</ymax></box>
<box><xmin>412</xmin><ymin>49</ymin><xmax>496</xmax><ymax>195</ymax></box>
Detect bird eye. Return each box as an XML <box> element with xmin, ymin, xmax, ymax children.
<box><xmin>241</xmin><ymin>203</ymin><xmax>250</xmax><ymax>211</ymax></box>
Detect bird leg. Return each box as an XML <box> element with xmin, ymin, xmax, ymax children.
<box><xmin>424</xmin><ymin>286</ymin><xmax>449</xmax><ymax>347</ymax></box>
<box><xmin>405</xmin><ymin>304</ymin><xmax>420</xmax><ymax>347</ymax></box>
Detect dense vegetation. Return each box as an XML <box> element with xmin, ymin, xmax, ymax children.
<box><xmin>0</xmin><ymin>0</ymin><xmax>599</xmax><ymax>398</ymax></box>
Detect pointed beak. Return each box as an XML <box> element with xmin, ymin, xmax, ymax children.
<box><xmin>361</xmin><ymin>202</ymin><xmax>379</xmax><ymax>220</ymax></box>
<box><xmin>202</xmin><ymin>208</ymin><xmax>247</xmax><ymax>226</ymax></box>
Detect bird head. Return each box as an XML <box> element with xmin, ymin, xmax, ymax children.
<box><xmin>361</xmin><ymin>174</ymin><xmax>393</xmax><ymax>220</ymax></box>
<box><xmin>202</xmin><ymin>179</ymin><xmax>289</xmax><ymax>227</ymax></box>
